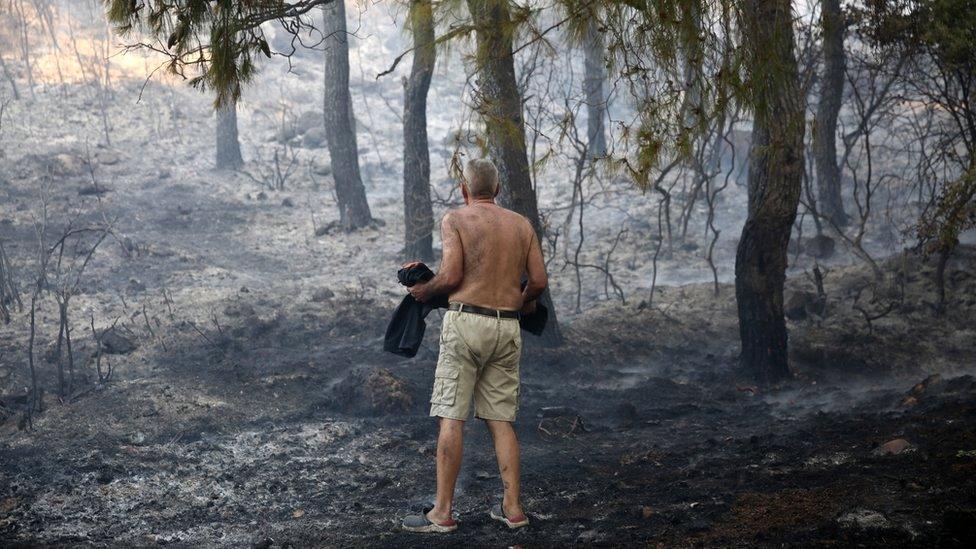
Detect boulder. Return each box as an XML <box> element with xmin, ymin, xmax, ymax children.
<box><xmin>311</xmin><ymin>288</ymin><xmax>334</xmax><ymax>302</ymax></box>
<box><xmin>784</xmin><ymin>290</ymin><xmax>826</xmax><ymax>320</ymax></box>
<box><xmin>801</xmin><ymin>234</ymin><xmax>835</xmax><ymax>259</ymax></box>
<box><xmin>301</xmin><ymin>126</ymin><xmax>326</xmax><ymax>148</ymax></box>
<box><xmin>100</xmin><ymin>328</ymin><xmax>137</xmax><ymax>355</ymax></box>
<box><xmin>95</xmin><ymin>150</ymin><xmax>121</xmax><ymax>166</ymax></box>
<box><xmin>873</xmin><ymin>438</ymin><xmax>914</xmax><ymax>456</ymax></box>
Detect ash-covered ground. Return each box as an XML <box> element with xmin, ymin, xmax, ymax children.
<box><xmin>1</xmin><ymin>238</ymin><xmax>975</xmax><ymax>546</ymax></box>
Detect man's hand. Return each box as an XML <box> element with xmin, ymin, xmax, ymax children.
<box><xmin>408</xmin><ymin>280</ymin><xmax>431</xmax><ymax>303</ymax></box>
<box><xmin>401</xmin><ymin>260</ymin><xmax>422</xmax><ymax>271</ymax></box>
<box><xmin>520</xmin><ymin>299</ymin><xmax>537</xmax><ymax>315</ymax></box>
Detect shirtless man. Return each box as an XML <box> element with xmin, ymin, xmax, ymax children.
<box><xmin>401</xmin><ymin>158</ymin><xmax>548</xmax><ymax>533</ymax></box>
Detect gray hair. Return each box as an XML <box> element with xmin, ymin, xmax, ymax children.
<box><xmin>463</xmin><ymin>158</ymin><xmax>499</xmax><ymax>198</ymax></box>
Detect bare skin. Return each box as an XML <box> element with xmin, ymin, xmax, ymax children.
<box><xmin>406</xmin><ymin>182</ymin><xmax>546</xmax><ymax>526</ymax></box>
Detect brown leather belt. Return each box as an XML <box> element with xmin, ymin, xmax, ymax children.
<box><xmin>449</xmin><ymin>302</ymin><xmax>520</xmax><ymax>320</ymax></box>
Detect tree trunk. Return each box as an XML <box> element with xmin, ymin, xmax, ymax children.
<box><xmin>215</xmin><ymin>101</ymin><xmax>243</xmax><ymax>170</ymax></box>
<box><xmin>813</xmin><ymin>0</ymin><xmax>849</xmax><ymax>227</ymax></box>
<box><xmin>735</xmin><ymin>0</ymin><xmax>805</xmax><ymax>385</ymax></box>
<box><xmin>402</xmin><ymin>0</ymin><xmax>436</xmax><ymax>261</ymax></box>
<box><xmin>582</xmin><ymin>17</ymin><xmax>607</xmax><ymax>158</ymax></box>
<box><xmin>322</xmin><ymin>0</ymin><xmax>373</xmax><ymax>230</ymax></box>
<box><xmin>466</xmin><ymin>0</ymin><xmax>562</xmax><ymax>345</ymax></box>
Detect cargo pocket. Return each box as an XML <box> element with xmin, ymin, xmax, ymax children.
<box><xmin>430</xmin><ymin>362</ymin><xmax>460</xmax><ymax>406</ymax></box>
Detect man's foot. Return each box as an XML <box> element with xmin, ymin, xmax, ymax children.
<box><xmin>489</xmin><ymin>503</ymin><xmax>529</xmax><ymax>529</ymax></box>
<box><xmin>402</xmin><ymin>509</ymin><xmax>458</xmax><ymax>533</ymax></box>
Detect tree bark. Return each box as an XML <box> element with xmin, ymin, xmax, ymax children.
<box><xmin>402</xmin><ymin>0</ymin><xmax>436</xmax><ymax>261</ymax></box>
<box><xmin>215</xmin><ymin>101</ymin><xmax>243</xmax><ymax>170</ymax></box>
<box><xmin>735</xmin><ymin>0</ymin><xmax>805</xmax><ymax>385</ymax></box>
<box><xmin>582</xmin><ymin>17</ymin><xmax>607</xmax><ymax>158</ymax></box>
<box><xmin>813</xmin><ymin>0</ymin><xmax>849</xmax><ymax>227</ymax></box>
<box><xmin>322</xmin><ymin>0</ymin><xmax>373</xmax><ymax>230</ymax></box>
<box><xmin>466</xmin><ymin>0</ymin><xmax>562</xmax><ymax>345</ymax></box>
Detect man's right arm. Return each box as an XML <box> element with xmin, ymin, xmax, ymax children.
<box><xmin>521</xmin><ymin>226</ymin><xmax>547</xmax><ymax>310</ymax></box>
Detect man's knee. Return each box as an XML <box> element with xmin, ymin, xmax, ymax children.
<box><xmin>439</xmin><ymin>417</ymin><xmax>465</xmax><ymax>435</ymax></box>
<box><xmin>483</xmin><ymin>418</ymin><xmax>514</xmax><ymax>435</ymax></box>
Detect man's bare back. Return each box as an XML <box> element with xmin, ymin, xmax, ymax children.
<box><xmin>407</xmin><ymin>198</ymin><xmax>547</xmax><ymax>314</ymax></box>
<box><xmin>445</xmin><ymin>202</ymin><xmax>533</xmax><ymax>311</ymax></box>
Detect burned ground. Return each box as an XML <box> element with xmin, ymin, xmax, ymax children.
<box><xmin>2</xmin><ymin>246</ymin><xmax>976</xmax><ymax>547</ymax></box>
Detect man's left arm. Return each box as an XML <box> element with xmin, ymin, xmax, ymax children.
<box><xmin>409</xmin><ymin>214</ymin><xmax>463</xmax><ymax>302</ymax></box>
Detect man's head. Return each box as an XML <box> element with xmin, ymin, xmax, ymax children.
<box><xmin>462</xmin><ymin>158</ymin><xmax>499</xmax><ymax>201</ymax></box>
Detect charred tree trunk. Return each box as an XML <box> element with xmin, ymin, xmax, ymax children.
<box><xmin>467</xmin><ymin>0</ymin><xmax>562</xmax><ymax>345</ymax></box>
<box><xmin>582</xmin><ymin>17</ymin><xmax>607</xmax><ymax>159</ymax></box>
<box><xmin>322</xmin><ymin>1</ymin><xmax>373</xmax><ymax>230</ymax></box>
<box><xmin>735</xmin><ymin>0</ymin><xmax>805</xmax><ymax>385</ymax></box>
<box><xmin>402</xmin><ymin>0</ymin><xmax>436</xmax><ymax>261</ymax></box>
<box><xmin>813</xmin><ymin>0</ymin><xmax>849</xmax><ymax>227</ymax></box>
<box><xmin>215</xmin><ymin>101</ymin><xmax>243</xmax><ymax>170</ymax></box>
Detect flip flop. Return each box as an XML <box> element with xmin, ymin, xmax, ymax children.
<box><xmin>489</xmin><ymin>503</ymin><xmax>529</xmax><ymax>529</ymax></box>
<box><xmin>401</xmin><ymin>509</ymin><xmax>458</xmax><ymax>533</ymax></box>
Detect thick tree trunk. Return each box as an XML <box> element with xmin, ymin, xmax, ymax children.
<box><xmin>215</xmin><ymin>102</ymin><xmax>243</xmax><ymax>170</ymax></box>
<box><xmin>813</xmin><ymin>0</ymin><xmax>849</xmax><ymax>227</ymax></box>
<box><xmin>402</xmin><ymin>0</ymin><xmax>436</xmax><ymax>261</ymax></box>
<box><xmin>322</xmin><ymin>1</ymin><xmax>373</xmax><ymax>231</ymax></box>
<box><xmin>466</xmin><ymin>0</ymin><xmax>563</xmax><ymax>345</ymax></box>
<box><xmin>735</xmin><ymin>0</ymin><xmax>805</xmax><ymax>385</ymax></box>
<box><xmin>582</xmin><ymin>17</ymin><xmax>607</xmax><ymax>158</ymax></box>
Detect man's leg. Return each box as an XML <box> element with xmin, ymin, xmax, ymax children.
<box><xmin>428</xmin><ymin>417</ymin><xmax>464</xmax><ymax>523</ymax></box>
<box><xmin>485</xmin><ymin>419</ymin><xmax>524</xmax><ymax>518</ymax></box>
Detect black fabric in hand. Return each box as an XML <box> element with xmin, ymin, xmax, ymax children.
<box><xmin>384</xmin><ymin>262</ymin><xmax>549</xmax><ymax>358</ymax></box>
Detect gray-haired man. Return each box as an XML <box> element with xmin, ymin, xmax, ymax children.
<box><xmin>401</xmin><ymin>158</ymin><xmax>547</xmax><ymax>533</ymax></box>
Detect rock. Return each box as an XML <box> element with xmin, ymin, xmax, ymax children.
<box><xmin>641</xmin><ymin>505</ymin><xmax>654</xmax><ymax>519</ymax></box>
<box><xmin>301</xmin><ymin>126</ymin><xmax>326</xmax><ymax>148</ymax></box>
<box><xmin>177</xmin><ymin>205</ymin><xmax>193</xmax><ymax>215</ymax></box>
<box><xmin>311</xmin><ymin>288</ymin><xmax>334</xmax><ymax>302</ymax></box>
<box><xmin>784</xmin><ymin>290</ymin><xmax>825</xmax><ymax>320</ymax></box>
<box><xmin>96</xmin><ymin>150</ymin><xmax>121</xmax><ymax>166</ymax></box>
<box><xmin>801</xmin><ymin>234</ymin><xmax>835</xmax><ymax>259</ymax></box>
<box><xmin>223</xmin><ymin>302</ymin><xmax>256</xmax><ymax>317</ymax></box>
<box><xmin>281</xmin><ymin>197</ymin><xmax>295</xmax><ymax>208</ymax></box>
<box><xmin>41</xmin><ymin>152</ymin><xmax>87</xmax><ymax>176</ymax></box>
<box><xmin>100</xmin><ymin>328</ymin><xmax>137</xmax><ymax>355</ymax></box>
<box><xmin>311</xmin><ymin>162</ymin><xmax>332</xmax><ymax>176</ymax></box>
<box><xmin>474</xmin><ymin>470</ymin><xmax>493</xmax><ymax>480</ymax></box>
<box><xmin>838</xmin><ymin>509</ymin><xmax>891</xmax><ymax>530</ymax></box>
<box><xmin>874</xmin><ymin>438</ymin><xmax>914</xmax><ymax>456</ymax></box>
<box><xmin>256</xmin><ymin>192</ymin><xmax>268</xmax><ymax>201</ymax></box>
<box><xmin>128</xmin><ymin>278</ymin><xmax>147</xmax><ymax>292</ymax></box>
<box><xmin>78</xmin><ymin>184</ymin><xmax>111</xmax><ymax>196</ymax></box>
<box><xmin>679</xmin><ymin>241</ymin><xmax>699</xmax><ymax>252</ymax></box>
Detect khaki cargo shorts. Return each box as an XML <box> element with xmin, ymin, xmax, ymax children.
<box><xmin>429</xmin><ymin>306</ymin><xmax>522</xmax><ymax>422</ymax></box>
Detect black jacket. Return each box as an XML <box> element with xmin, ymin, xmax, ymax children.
<box><xmin>383</xmin><ymin>263</ymin><xmax>548</xmax><ymax>358</ymax></box>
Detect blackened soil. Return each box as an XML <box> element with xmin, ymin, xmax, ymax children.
<box><xmin>2</xmin><ymin>290</ymin><xmax>976</xmax><ymax>548</ymax></box>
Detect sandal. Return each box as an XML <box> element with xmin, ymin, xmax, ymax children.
<box><xmin>402</xmin><ymin>508</ymin><xmax>458</xmax><ymax>533</ymax></box>
<box><xmin>489</xmin><ymin>503</ymin><xmax>529</xmax><ymax>529</ymax></box>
